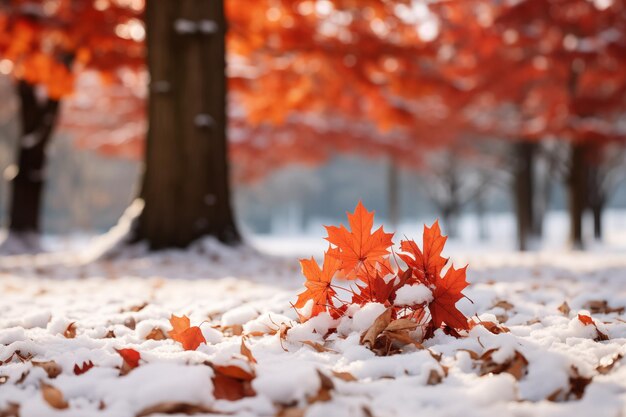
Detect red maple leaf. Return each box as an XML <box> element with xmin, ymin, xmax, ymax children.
<box><xmin>116</xmin><ymin>348</ymin><xmax>140</xmax><ymax>369</ymax></box>
<box><xmin>325</xmin><ymin>201</ymin><xmax>393</xmax><ymax>279</ymax></box>
<box><xmin>73</xmin><ymin>361</ymin><xmax>94</xmax><ymax>375</ymax></box>
<box><xmin>429</xmin><ymin>265</ymin><xmax>469</xmax><ymax>330</ymax></box>
<box><xmin>352</xmin><ymin>272</ymin><xmax>396</xmax><ymax>306</ymax></box>
<box><xmin>168</xmin><ymin>315</ymin><xmax>207</xmax><ymax>351</ymax></box>
<box><xmin>294</xmin><ymin>247</ymin><xmax>341</xmax><ymax>318</ymax></box>
<box><xmin>399</xmin><ymin>221</ymin><xmax>448</xmax><ymax>285</ymax></box>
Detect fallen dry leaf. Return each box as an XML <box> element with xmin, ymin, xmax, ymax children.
<box><xmin>583</xmin><ymin>300</ymin><xmax>624</xmax><ymax>315</ymax></box>
<box><xmin>332</xmin><ymin>371</ymin><xmax>357</xmax><ymax>382</ymax></box>
<box><xmin>480</xmin><ymin>350</ymin><xmax>528</xmax><ymax>380</ymax></box>
<box><xmin>145</xmin><ymin>328</ymin><xmax>166</xmax><ymax>341</ymax></box>
<box><xmin>385</xmin><ymin>318</ymin><xmax>418</xmax><ymax>332</ymax></box>
<box><xmin>597</xmin><ymin>353</ymin><xmax>623</xmax><ymax>375</ymax></box>
<box><xmin>301</xmin><ymin>340</ymin><xmax>336</xmax><ymax>353</ymax></box>
<box><xmin>136</xmin><ymin>402</ymin><xmax>216</xmax><ymax>417</ymax></box>
<box><xmin>210</xmin><ymin>363</ymin><xmax>256</xmax><ymax>401</ymax></box>
<box><xmin>361</xmin><ymin>308</ymin><xmax>393</xmax><ymax>348</ymax></box>
<box><xmin>0</xmin><ymin>402</ymin><xmax>19</xmax><ymax>417</ymax></box>
<box><xmin>307</xmin><ymin>371</ymin><xmax>333</xmax><ymax>404</ymax></box>
<box><xmin>33</xmin><ymin>360</ymin><xmax>62</xmax><ymax>378</ymax></box>
<box><xmin>240</xmin><ymin>338</ymin><xmax>257</xmax><ymax>364</ymax></box>
<box><xmin>41</xmin><ymin>382</ymin><xmax>68</xmax><ymax>409</ymax></box>
<box><xmin>221</xmin><ymin>324</ymin><xmax>244</xmax><ymax>336</ymax></box>
<box><xmin>492</xmin><ymin>300</ymin><xmax>514</xmax><ymax>311</ymax></box>
<box><xmin>63</xmin><ymin>322</ymin><xmax>77</xmax><ymax>339</ymax></box>
<box><xmin>558</xmin><ymin>302</ymin><xmax>571</xmax><ymax>316</ymax></box>
<box><xmin>427</xmin><ymin>369</ymin><xmax>443</xmax><ymax>385</ymax></box>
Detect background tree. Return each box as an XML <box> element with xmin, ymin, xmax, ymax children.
<box><xmin>0</xmin><ymin>0</ymin><xmax>143</xmax><ymax>250</ymax></box>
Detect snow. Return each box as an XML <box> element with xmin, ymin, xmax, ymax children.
<box><xmin>0</xmin><ymin>237</ymin><xmax>625</xmax><ymax>416</ymax></box>
<box><xmin>394</xmin><ymin>284</ymin><xmax>433</xmax><ymax>306</ymax></box>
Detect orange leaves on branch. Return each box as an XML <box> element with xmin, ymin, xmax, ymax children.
<box><xmin>168</xmin><ymin>315</ymin><xmax>206</xmax><ymax>351</ymax></box>
<box><xmin>430</xmin><ymin>266</ymin><xmax>470</xmax><ymax>330</ymax></box>
<box><xmin>325</xmin><ymin>201</ymin><xmax>393</xmax><ymax>279</ymax></box>
<box><xmin>294</xmin><ymin>248</ymin><xmax>341</xmax><ymax>317</ymax></box>
<box><xmin>295</xmin><ymin>201</ymin><xmax>470</xmax><ymax>338</ymax></box>
<box><xmin>399</xmin><ymin>221</ymin><xmax>448</xmax><ymax>285</ymax></box>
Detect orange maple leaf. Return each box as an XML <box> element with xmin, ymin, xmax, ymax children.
<box><xmin>399</xmin><ymin>221</ymin><xmax>448</xmax><ymax>285</ymax></box>
<box><xmin>325</xmin><ymin>201</ymin><xmax>393</xmax><ymax>279</ymax></box>
<box><xmin>168</xmin><ymin>315</ymin><xmax>206</xmax><ymax>351</ymax></box>
<box><xmin>116</xmin><ymin>348</ymin><xmax>140</xmax><ymax>369</ymax></box>
<box><xmin>429</xmin><ymin>265</ymin><xmax>469</xmax><ymax>330</ymax></box>
<box><xmin>294</xmin><ymin>247</ymin><xmax>341</xmax><ymax>318</ymax></box>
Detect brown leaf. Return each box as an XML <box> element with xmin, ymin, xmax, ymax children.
<box><xmin>145</xmin><ymin>328</ymin><xmax>166</xmax><ymax>341</ymax></box>
<box><xmin>361</xmin><ymin>308</ymin><xmax>392</xmax><ymax>348</ymax></box>
<box><xmin>457</xmin><ymin>349</ymin><xmax>480</xmax><ymax>360</ymax></box>
<box><xmin>597</xmin><ymin>353</ymin><xmax>623</xmax><ymax>375</ymax></box>
<box><xmin>41</xmin><ymin>382</ymin><xmax>68</xmax><ymax>409</ymax></box>
<box><xmin>301</xmin><ymin>340</ymin><xmax>336</xmax><ymax>353</ymax></box>
<box><xmin>480</xmin><ymin>350</ymin><xmax>528</xmax><ymax>380</ymax></box>
<box><xmin>558</xmin><ymin>301</ymin><xmax>571</xmax><ymax>316</ymax></box>
<box><xmin>583</xmin><ymin>300</ymin><xmax>624</xmax><ymax>315</ymax></box>
<box><xmin>277</xmin><ymin>407</ymin><xmax>306</xmax><ymax>417</ymax></box>
<box><xmin>307</xmin><ymin>371</ymin><xmax>333</xmax><ymax>404</ymax></box>
<box><xmin>385</xmin><ymin>318</ymin><xmax>418</xmax><ymax>332</ymax></box>
<box><xmin>63</xmin><ymin>322</ymin><xmax>77</xmax><ymax>339</ymax></box>
<box><xmin>384</xmin><ymin>330</ymin><xmax>424</xmax><ymax>350</ymax></box>
<box><xmin>492</xmin><ymin>300</ymin><xmax>514</xmax><ymax>311</ymax></box>
<box><xmin>124</xmin><ymin>302</ymin><xmax>148</xmax><ymax>313</ymax></box>
<box><xmin>569</xmin><ymin>367</ymin><xmax>592</xmax><ymax>400</ymax></box>
<box><xmin>222</xmin><ymin>324</ymin><xmax>244</xmax><ymax>336</ymax></box>
<box><xmin>0</xmin><ymin>376</ymin><xmax>8</xmax><ymax>385</ymax></box>
<box><xmin>124</xmin><ymin>317</ymin><xmax>136</xmax><ymax>330</ymax></box>
<box><xmin>331</xmin><ymin>371</ymin><xmax>357</xmax><ymax>382</ymax></box>
<box><xmin>470</xmin><ymin>321</ymin><xmax>510</xmax><ymax>334</ymax></box>
<box><xmin>136</xmin><ymin>402</ymin><xmax>216</xmax><ymax>417</ymax></box>
<box><xmin>427</xmin><ymin>369</ymin><xmax>443</xmax><ymax>385</ymax></box>
<box><xmin>211</xmin><ymin>364</ymin><xmax>255</xmax><ymax>381</ymax></box>
<box><xmin>240</xmin><ymin>338</ymin><xmax>257</xmax><ymax>364</ymax></box>
<box><xmin>33</xmin><ymin>360</ymin><xmax>62</xmax><ymax>378</ymax></box>
<box><xmin>0</xmin><ymin>402</ymin><xmax>19</xmax><ymax>417</ymax></box>
<box><xmin>211</xmin><ymin>365</ymin><xmax>256</xmax><ymax>401</ymax></box>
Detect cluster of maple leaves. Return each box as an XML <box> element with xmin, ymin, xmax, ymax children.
<box><xmin>294</xmin><ymin>202</ymin><xmax>470</xmax><ymax>338</ymax></box>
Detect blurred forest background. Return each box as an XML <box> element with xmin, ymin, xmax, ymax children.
<box><xmin>1</xmin><ymin>0</ymin><xmax>626</xmax><ymax>252</ymax></box>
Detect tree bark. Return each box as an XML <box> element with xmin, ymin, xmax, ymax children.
<box><xmin>587</xmin><ymin>163</ymin><xmax>604</xmax><ymax>241</ymax></box>
<box><xmin>592</xmin><ymin>201</ymin><xmax>603</xmax><ymax>240</ymax></box>
<box><xmin>568</xmin><ymin>142</ymin><xmax>588</xmax><ymax>249</ymax></box>
<box><xmin>513</xmin><ymin>141</ymin><xmax>536</xmax><ymax>251</ymax></box>
<box><xmin>7</xmin><ymin>81</ymin><xmax>60</xmax><ymax>238</ymax></box>
<box><xmin>136</xmin><ymin>0</ymin><xmax>240</xmax><ymax>249</ymax></box>
<box><xmin>387</xmin><ymin>156</ymin><xmax>399</xmax><ymax>229</ymax></box>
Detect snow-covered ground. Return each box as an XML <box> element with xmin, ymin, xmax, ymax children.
<box><xmin>1</xmin><ymin>236</ymin><xmax>626</xmax><ymax>417</ymax></box>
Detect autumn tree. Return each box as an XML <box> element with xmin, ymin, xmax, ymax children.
<box><xmin>0</xmin><ymin>0</ymin><xmax>143</xmax><ymax>249</ymax></box>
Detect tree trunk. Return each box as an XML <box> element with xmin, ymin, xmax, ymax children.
<box><xmin>387</xmin><ymin>156</ymin><xmax>399</xmax><ymax>229</ymax></box>
<box><xmin>513</xmin><ymin>141</ymin><xmax>536</xmax><ymax>251</ymax></box>
<box><xmin>475</xmin><ymin>193</ymin><xmax>488</xmax><ymax>241</ymax></box>
<box><xmin>592</xmin><ymin>201</ymin><xmax>603</xmax><ymax>240</ymax></box>
<box><xmin>568</xmin><ymin>142</ymin><xmax>588</xmax><ymax>249</ymax></box>
<box><xmin>135</xmin><ymin>0</ymin><xmax>240</xmax><ymax>249</ymax></box>
<box><xmin>7</xmin><ymin>81</ymin><xmax>60</xmax><ymax>242</ymax></box>
<box><xmin>586</xmin><ymin>163</ymin><xmax>605</xmax><ymax>241</ymax></box>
